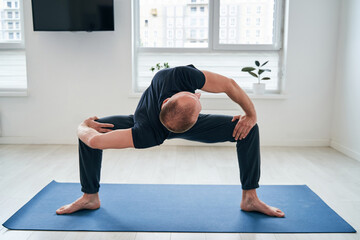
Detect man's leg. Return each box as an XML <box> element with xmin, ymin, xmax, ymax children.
<box><xmin>56</xmin><ymin>115</ymin><xmax>135</xmax><ymax>214</ymax></box>
<box><xmin>167</xmin><ymin>114</ymin><xmax>284</xmax><ymax>217</ymax></box>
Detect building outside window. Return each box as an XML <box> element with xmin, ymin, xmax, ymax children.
<box><xmin>257</xmin><ymin>6</ymin><xmax>261</xmax><ymax>13</ymax></box>
<box><xmin>246</xmin><ymin>6</ymin><xmax>251</xmax><ymax>14</ymax></box>
<box><xmin>256</xmin><ymin>18</ymin><xmax>260</xmax><ymax>26</ymax></box>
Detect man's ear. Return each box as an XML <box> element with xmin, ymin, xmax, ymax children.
<box><xmin>161</xmin><ymin>98</ymin><xmax>170</xmax><ymax>109</ymax></box>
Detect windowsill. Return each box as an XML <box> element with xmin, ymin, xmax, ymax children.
<box><xmin>128</xmin><ymin>91</ymin><xmax>287</xmax><ymax>100</ymax></box>
<box><xmin>0</xmin><ymin>89</ymin><xmax>28</xmax><ymax>97</ymax></box>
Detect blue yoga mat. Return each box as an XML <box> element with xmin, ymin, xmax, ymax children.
<box><xmin>3</xmin><ymin>181</ymin><xmax>356</xmax><ymax>233</ymax></box>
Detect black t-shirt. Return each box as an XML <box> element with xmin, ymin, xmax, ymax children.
<box><xmin>132</xmin><ymin>64</ymin><xmax>206</xmax><ymax>149</ymax></box>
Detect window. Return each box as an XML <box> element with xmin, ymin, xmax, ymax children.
<box><xmin>257</xmin><ymin>6</ymin><xmax>261</xmax><ymax>13</ymax></box>
<box><xmin>134</xmin><ymin>0</ymin><xmax>284</xmax><ymax>93</ymax></box>
<box><xmin>220</xmin><ymin>17</ymin><xmax>226</xmax><ymax>27</ymax></box>
<box><xmin>229</xmin><ymin>5</ymin><xmax>237</xmax><ymax>15</ymax></box>
<box><xmin>167</xmin><ymin>18</ymin><xmax>174</xmax><ymax>28</ymax></box>
<box><xmin>166</xmin><ymin>6</ymin><xmax>174</xmax><ymax>16</ymax></box>
<box><xmin>246</xmin><ymin>6</ymin><xmax>251</xmax><ymax>14</ymax></box>
<box><xmin>176</xmin><ymin>29</ymin><xmax>183</xmax><ymax>39</ymax></box>
<box><xmin>176</xmin><ymin>18</ymin><xmax>183</xmax><ymax>27</ymax></box>
<box><xmin>220</xmin><ymin>5</ymin><xmax>227</xmax><ymax>15</ymax></box>
<box><xmin>190</xmin><ymin>17</ymin><xmax>196</xmax><ymax>26</ymax></box>
<box><xmin>190</xmin><ymin>29</ymin><xmax>196</xmax><ymax>39</ymax></box>
<box><xmin>167</xmin><ymin>30</ymin><xmax>174</xmax><ymax>39</ymax></box>
<box><xmin>256</xmin><ymin>18</ymin><xmax>260</xmax><ymax>26</ymax></box>
<box><xmin>176</xmin><ymin>6</ymin><xmax>183</xmax><ymax>16</ymax></box>
<box><xmin>229</xmin><ymin>17</ymin><xmax>236</xmax><ymax>27</ymax></box>
<box><xmin>0</xmin><ymin>0</ymin><xmax>27</xmax><ymax>95</ymax></box>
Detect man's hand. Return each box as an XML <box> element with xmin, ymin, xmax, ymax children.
<box><xmin>84</xmin><ymin>116</ymin><xmax>114</xmax><ymax>133</ymax></box>
<box><xmin>231</xmin><ymin>115</ymin><xmax>257</xmax><ymax>140</ymax></box>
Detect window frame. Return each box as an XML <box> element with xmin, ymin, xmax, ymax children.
<box><xmin>0</xmin><ymin>0</ymin><xmax>25</xmax><ymax>50</ymax></box>
<box><xmin>132</xmin><ymin>0</ymin><xmax>285</xmax><ymax>93</ymax></box>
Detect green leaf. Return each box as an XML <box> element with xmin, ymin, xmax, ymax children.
<box><xmin>150</xmin><ymin>67</ymin><xmax>155</xmax><ymax>72</ymax></box>
<box><xmin>241</xmin><ymin>67</ymin><xmax>256</xmax><ymax>72</ymax></box>
<box><xmin>249</xmin><ymin>72</ymin><xmax>258</xmax><ymax>78</ymax></box>
<box><xmin>258</xmin><ymin>69</ymin><xmax>265</xmax><ymax>75</ymax></box>
<box><xmin>261</xmin><ymin>77</ymin><xmax>271</xmax><ymax>80</ymax></box>
<box><xmin>255</xmin><ymin>61</ymin><xmax>260</xmax><ymax>67</ymax></box>
<box><xmin>262</xmin><ymin>69</ymin><xmax>271</xmax><ymax>72</ymax></box>
<box><xmin>261</xmin><ymin>61</ymin><xmax>269</xmax><ymax>67</ymax></box>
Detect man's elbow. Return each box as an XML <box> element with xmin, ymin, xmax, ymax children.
<box><xmin>88</xmin><ymin>135</ymin><xmax>104</xmax><ymax>150</ymax></box>
<box><xmin>225</xmin><ymin>79</ymin><xmax>238</xmax><ymax>93</ymax></box>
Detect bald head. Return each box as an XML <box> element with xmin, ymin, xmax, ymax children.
<box><xmin>159</xmin><ymin>92</ymin><xmax>202</xmax><ymax>133</ymax></box>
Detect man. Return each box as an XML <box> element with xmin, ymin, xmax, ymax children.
<box><xmin>56</xmin><ymin>65</ymin><xmax>285</xmax><ymax>218</ymax></box>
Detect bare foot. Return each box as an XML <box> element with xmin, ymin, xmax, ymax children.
<box><xmin>240</xmin><ymin>189</ymin><xmax>285</xmax><ymax>218</ymax></box>
<box><xmin>56</xmin><ymin>193</ymin><xmax>100</xmax><ymax>215</ymax></box>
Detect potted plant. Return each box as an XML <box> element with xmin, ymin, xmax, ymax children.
<box><xmin>150</xmin><ymin>62</ymin><xmax>170</xmax><ymax>73</ymax></box>
<box><xmin>241</xmin><ymin>60</ymin><xmax>271</xmax><ymax>95</ymax></box>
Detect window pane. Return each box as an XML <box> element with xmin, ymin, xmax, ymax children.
<box><xmin>219</xmin><ymin>0</ymin><xmax>275</xmax><ymax>44</ymax></box>
<box><xmin>0</xmin><ymin>0</ymin><xmax>22</xmax><ymax>43</ymax></box>
<box><xmin>139</xmin><ymin>0</ymin><xmax>209</xmax><ymax>48</ymax></box>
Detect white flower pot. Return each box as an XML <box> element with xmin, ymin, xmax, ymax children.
<box><xmin>253</xmin><ymin>83</ymin><xmax>266</xmax><ymax>95</ymax></box>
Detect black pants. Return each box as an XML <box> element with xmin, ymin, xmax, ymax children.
<box><xmin>79</xmin><ymin>114</ymin><xmax>260</xmax><ymax>193</ymax></box>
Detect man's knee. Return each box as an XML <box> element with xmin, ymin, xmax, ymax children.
<box><xmin>235</xmin><ymin>124</ymin><xmax>259</xmax><ymax>143</ymax></box>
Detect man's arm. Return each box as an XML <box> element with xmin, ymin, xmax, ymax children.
<box><xmin>201</xmin><ymin>70</ymin><xmax>257</xmax><ymax>140</ymax></box>
<box><xmin>78</xmin><ymin>117</ymin><xmax>134</xmax><ymax>150</ymax></box>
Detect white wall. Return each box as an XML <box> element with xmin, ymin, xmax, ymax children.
<box><xmin>331</xmin><ymin>0</ymin><xmax>360</xmax><ymax>161</ymax></box>
<box><xmin>0</xmin><ymin>0</ymin><xmax>341</xmax><ymax>146</ymax></box>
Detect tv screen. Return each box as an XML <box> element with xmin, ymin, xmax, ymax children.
<box><xmin>31</xmin><ymin>0</ymin><xmax>114</xmax><ymax>31</ymax></box>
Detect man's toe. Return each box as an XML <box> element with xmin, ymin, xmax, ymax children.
<box><xmin>56</xmin><ymin>206</ymin><xmax>68</xmax><ymax>214</ymax></box>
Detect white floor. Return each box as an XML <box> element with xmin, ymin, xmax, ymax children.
<box><xmin>0</xmin><ymin>145</ymin><xmax>359</xmax><ymax>240</ymax></box>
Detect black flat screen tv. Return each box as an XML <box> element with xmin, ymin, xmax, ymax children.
<box><xmin>31</xmin><ymin>0</ymin><xmax>114</xmax><ymax>31</ymax></box>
